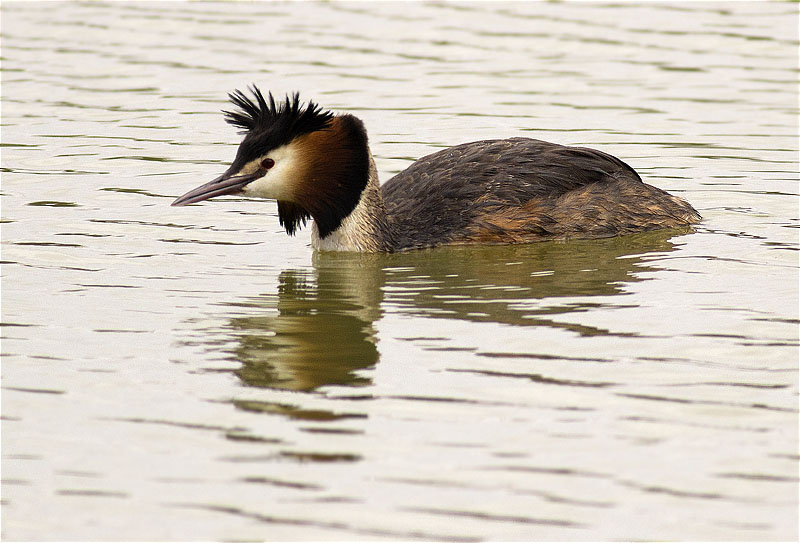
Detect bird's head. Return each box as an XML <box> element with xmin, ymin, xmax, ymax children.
<box><xmin>172</xmin><ymin>86</ymin><xmax>370</xmax><ymax>238</ymax></box>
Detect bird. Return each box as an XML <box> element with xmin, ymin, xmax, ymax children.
<box><xmin>172</xmin><ymin>86</ymin><xmax>700</xmax><ymax>252</ymax></box>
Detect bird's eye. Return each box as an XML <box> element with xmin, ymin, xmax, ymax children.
<box><xmin>260</xmin><ymin>158</ymin><xmax>275</xmax><ymax>170</ymax></box>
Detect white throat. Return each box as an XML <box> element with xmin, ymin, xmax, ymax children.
<box><xmin>311</xmin><ymin>191</ymin><xmax>374</xmax><ymax>251</ymax></box>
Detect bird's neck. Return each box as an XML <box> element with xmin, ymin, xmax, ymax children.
<box><xmin>311</xmin><ymin>155</ymin><xmax>396</xmax><ymax>252</ymax></box>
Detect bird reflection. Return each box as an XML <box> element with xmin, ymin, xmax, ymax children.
<box><xmin>230</xmin><ymin>267</ymin><xmax>382</xmax><ymax>392</ymax></box>
<box><xmin>228</xmin><ymin>228</ymin><xmax>690</xmax><ymax>393</ymax></box>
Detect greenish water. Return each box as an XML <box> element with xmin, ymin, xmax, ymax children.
<box><xmin>2</xmin><ymin>2</ymin><xmax>798</xmax><ymax>541</ymax></box>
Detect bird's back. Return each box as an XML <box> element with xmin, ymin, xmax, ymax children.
<box><xmin>381</xmin><ymin>137</ymin><xmax>699</xmax><ymax>250</ymax></box>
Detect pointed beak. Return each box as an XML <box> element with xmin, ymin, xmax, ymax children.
<box><xmin>171</xmin><ymin>170</ymin><xmax>264</xmax><ymax>206</ymax></box>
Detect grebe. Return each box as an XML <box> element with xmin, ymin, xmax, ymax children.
<box><xmin>172</xmin><ymin>87</ymin><xmax>700</xmax><ymax>252</ymax></box>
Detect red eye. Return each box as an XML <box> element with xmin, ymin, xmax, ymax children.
<box><xmin>260</xmin><ymin>158</ymin><xmax>275</xmax><ymax>169</ymax></box>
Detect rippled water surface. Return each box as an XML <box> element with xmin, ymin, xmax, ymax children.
<box><xmin>2</xmin><ymin>2</ymin><xmax>798</xmax><ymax>541</ymax></box>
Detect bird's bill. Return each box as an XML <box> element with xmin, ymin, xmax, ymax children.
<box><xmin>171</xmin><ymin>171</ymin><xmax>263</xmax><ymax>206</ymax></box>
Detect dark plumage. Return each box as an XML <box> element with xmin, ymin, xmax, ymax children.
<box><xmin>382</xmin><ymin>138</ymin><xmax>700</xmax><ymax>250</ymax></box>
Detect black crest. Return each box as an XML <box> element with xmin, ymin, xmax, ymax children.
<box><xmin>224</xmin><ymin>86</ymin><xmax>333</xmax><ymax>139</ymax></box>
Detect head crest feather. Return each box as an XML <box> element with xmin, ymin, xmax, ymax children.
<box><xmin>222</xmin><ymin>85</ymin><xmax>333</xmax><ymax>138</ymax></box>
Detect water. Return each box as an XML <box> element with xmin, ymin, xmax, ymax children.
<box><xmin>2</xmin><ymin>2</ymin><xmax>798</xmax><ymax>540</ymax></box>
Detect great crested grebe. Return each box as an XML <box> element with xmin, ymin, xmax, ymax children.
<box><xmin>172</xmin><ymin>86</ymin><xmax>700</xmax><ymax>252</ymax></box>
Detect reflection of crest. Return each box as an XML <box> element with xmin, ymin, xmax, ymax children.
<box><xmin>227</xmin><ymin>228</ymin><xmax>688</xmax><ymax>394</ymax></box>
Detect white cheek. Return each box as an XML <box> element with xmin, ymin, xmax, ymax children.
<box><xmin>243</xmin><ymin>175</ymin><xmax>286</xmax><ymax>200</ymax></box>
<box><xmin>241</xmin><ymin>143</ymin><xmax>302</xmax><ymax>201</ymax></box>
